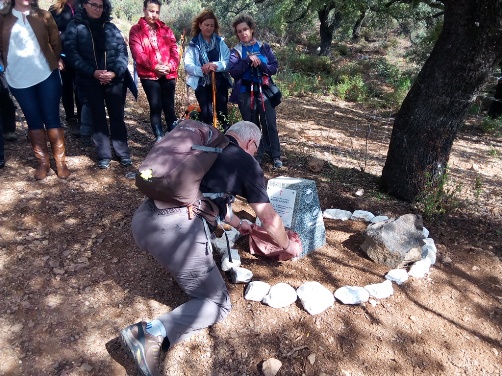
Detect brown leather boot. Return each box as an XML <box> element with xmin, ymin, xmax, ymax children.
<box><xmin>28</xmin><ymin>129</ymin><xmax>50</xmax><ymax>180</ymax></box>
<box><xmin>47</xmin><ymin>128</ymin><xmax>70</xmax><ymax>179</ymax></box>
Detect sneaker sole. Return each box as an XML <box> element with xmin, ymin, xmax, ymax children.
<box><xmin>120</xmin><ymin>327</ymin><xmax>152</xmax><ymax>376</ymax></box>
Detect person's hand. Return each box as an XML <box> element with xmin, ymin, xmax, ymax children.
<box><xmin>100</xmin><ymin>71</ymin><xmax>115</xmax><ymax>85</ymax></box>
<box><xmin>93</xmin><ymin>69</ymin><xmax>107</xmax><ymax>81</ymax></box>
<box><xmin>94</xmin><ymin>70</ymin><xmax>114</xmax><ymax>85</ymax></box>
<box><xmin>202</xmin><ymin>62</ymin><xmax>217</xmax><ymax>74</ymax></box>
<box><xmin>248</xmin><ymin>54</ymin><xmax>261</xmax><ymax>68</ymax></box>
<box><xmin>58</xmin><ymin>58</ymin><xmax>65</xmax><ymax>71</ymax></box>
<box><xmin>155</xmin><ymin>64</ymin><xmax>168</xmax><ymax>75</ymax></box>
<box><xmin>237</xmin><ymin>219</ymin><xmax>253</xmax><ymax>235</ymax></box>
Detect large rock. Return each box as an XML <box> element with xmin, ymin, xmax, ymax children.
<box><xmin>360</xmin><ymin>214</ymin><xmax>425</xmax><ymax>268</ymax></box>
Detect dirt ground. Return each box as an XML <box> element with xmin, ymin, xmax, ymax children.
<box><xmin>0</xmin><ymin>91</ymin><xmax>501</xmax><ymax>376</ymax></box>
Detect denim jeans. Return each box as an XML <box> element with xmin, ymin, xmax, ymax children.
<box><xmin>9</xmin><ymin>69</ymin><xmax>62</xmax><ymax>130</ymax></box>
<box><xmin>141</xmin><ymin>76</ymin><xmax>177</xmax><ymax>133</ymax></box>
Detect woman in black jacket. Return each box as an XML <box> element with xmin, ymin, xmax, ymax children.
<box><xmin>65</xmin><ymin>0</ymin><xmax>132</xmax><ymax>169</ymax></box>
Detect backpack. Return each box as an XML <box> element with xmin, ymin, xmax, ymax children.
<box><xmin>135</xmin><ymin>120</ymin><xmax>230</xmax><ymax>224</ymax></box>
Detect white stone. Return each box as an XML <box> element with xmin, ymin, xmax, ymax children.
<box><xmin>422</xmin><ymin>238</ymin><xmax>437</xmax><ymax>265</ymax></box>
<box><xmin>262</xmin><ymin>283</ymin><xmax>297</xmax><ymax>308</ymax></box>
<box><xmin>296</xmin><ymin>281</ymin><xmax>335</xmax><ymax>315</ymax></box>
<box><xmin>422</xmin><ymin>227</ymin><xmax>430</xmax><ymax>238</ymax></box>
<box><xmin>371</xmin><ymin>215</ymin><xmax>389</xmax><ymax>223</ymax></box>
<box><xmin>307</xmin><ymin>353</ymin><xmax>316</xmax><ymax>365</ymax></box>
<box><xmin>364</xmin><ymin>279</ymin><xmax>394</xmax><ymax>299</ymax></box>
<box><xmin>212</xmin><ymin>228</ymin><xmax>240</xmax><ymax>255</ymax></box>
<box><xmin>350</xmin><ymin>210</ymin><xmax>375</xmax><ymax>222</ymax></box>
<box><xmin>221</xmin><ymin>249</ymin><xmax>241</xmax><ymax>271</ymax></box>
<box><xmin>245</xmin><ymin>281</ymin><xmax>271</xmax><ymax>301</ymax></box>
<box><xmin>385</xmin><ymin>269</ymin><xmax>409</xmax><ymax>285</ymax></box>
<box><xmin>323</xmin><ymin>208</ymin><xmax>352</xmax><ymax>221</ymax></box>
<box><xmin>262</xmin><ymin>358</ymin><xmax>282</xmax><ymax>376</ymax></box>
<box><xmin>229</xmin><ymin>266</ymin><xmax>253</xmax><ymax>284</ymax></box>
<box><xmin>334</xmin><ymin>286</ymin><xmax>370</xmax><ymax>305</ymax></box>
<box><xmin>408</xmin><ymin>258</ymin><xmax>432</xmax><ymax>278</ymax></box>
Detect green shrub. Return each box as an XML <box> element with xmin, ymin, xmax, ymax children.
<box><xmin>383</xmin><ymin>76</ymin><xmax>412</xmax><ymax>108</ymax></box>
<box><xmin>416</xmin><ymin>168</ymin><xmax>463</xmax><ymax>218</ymax></box>
<box><xmin>336</xmin><ymin>74</ymin><xmax>368</xmax><ymax>102</ymax></box>
<box><xmin>481</xmin><ymin>117</ymin><xmax>502</xmax><ymax>136</ymax></box>
<box><xmin>283</xmin><ymin>54</ymin><xmax>333</xmax><ymax>75</ymax></box>
<box><xmin>335</xmin><ymin>44</ymin><xmax>349</xmax><ymax>56</ymax></box>
<box><xmin>113</xmin><ymin>0</ymin><xmax>140</xmax><ymax>22</ymax></box>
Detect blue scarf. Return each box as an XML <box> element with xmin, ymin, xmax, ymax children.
<box><xmin>197</xmin><ymin>33</ymin><xmax>217</xmax><ymax>87</ymax></box>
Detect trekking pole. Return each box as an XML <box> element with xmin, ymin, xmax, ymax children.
<box><xmin>211</xmin><ymin>71</ymin><xmax>217</xmax><ymax>127</ymax></box>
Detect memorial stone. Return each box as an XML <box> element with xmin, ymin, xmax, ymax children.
<box><xmin>267</xmin><ymin>177</ymin><xmax>326</xmax><ymax>257</ymax></box>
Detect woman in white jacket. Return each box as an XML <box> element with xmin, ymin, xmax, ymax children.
<box><xmin>184</xmin><ymin>9</ymin><xmax>231</xmax><ymax>129</ymax></box>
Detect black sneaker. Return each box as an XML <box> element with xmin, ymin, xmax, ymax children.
<box><xmin>121</xmin><ymin>322</ymin><xmax>162</xmax><ymax>376</ymax></box>
<box><xmin>120</xmin><ymin>158</ymin><xmax>132</xmax><ymax>167</ymax></box>
<box><xmin>97</xmin><ymin>159</ymin><xmax>111</xmax><ymax>169</ymax></box>
<box><xmin>0</xmin><ymin>158</ymin><xmax>5</xmax><ymax>169</ymax></box>
<box><xmin>273</xmin><ymin>158</ymin><xmax>283</xmax><ymax>168</ymax></box>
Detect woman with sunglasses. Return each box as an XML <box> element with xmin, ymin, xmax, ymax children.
<box><xmin>65</xmin><ymin>0</ymin><xmax>132</xmax><ymax>169</ymax></box>
<box><xmin>129</xmin><ymin>0</ymin><xmax>179</xmax><ymax>142</ymax></box>
<box><xmin>0</xmin><ymin>0</ymin><xmax>70</xmax><ymax>179</ymax></box>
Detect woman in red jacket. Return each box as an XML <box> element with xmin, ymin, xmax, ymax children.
<box><xmin>129</xmin><ymin>0</ymin><xmax>179</xmax><ymax>142</ymax></box>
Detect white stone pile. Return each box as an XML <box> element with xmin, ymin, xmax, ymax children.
<box><xmin>211</xmin><ymin>208</ymin><xmax>438</xmax><ymax>313</ymax></box>
<box><xmin>325</xmin><ymin>207</ymin><xmax>437</xmax><ymax>304</ymax></box>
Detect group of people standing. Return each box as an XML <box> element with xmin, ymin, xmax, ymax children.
<box><xmin>130</xmin><ymin>5</ymin><xmax>283</xmax><ymax>168</ymax></box>
<box><xmin>0</xmin><ymin>0</ymin><xmax>283</xmax><ymax>176</ymax></box>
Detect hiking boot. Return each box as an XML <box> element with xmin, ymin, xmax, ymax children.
<box><xmin>273</xmin><ymin>158</ymin><xmax>283</xmax><ymax>168</ymax></box>
<box><xmin>97</xmin><ymin>159</ymin><xmax>111</xmax><ymax>169</ymax></box>
<box><xmin>121</xmin><ymin>321</ymin><xmax>162</xmax><ymax>376</ymax></box>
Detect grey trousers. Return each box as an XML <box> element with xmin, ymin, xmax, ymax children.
<box><xmin>238</xmin><ymin>91</ymin><xmax>281</xmax><ymax>159</ymax></box>
<box><xmin>131</xmin><ymin>199</ymin><xmax>231</xmax><ymax>347</ymax></box>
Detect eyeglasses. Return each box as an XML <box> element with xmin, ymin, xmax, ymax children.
<box><xmin>86</xmin><ymin>2</ymin><xmax>104</xmax><ymax>10</ymax></box>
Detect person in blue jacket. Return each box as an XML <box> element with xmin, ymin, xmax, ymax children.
<box><xmin>228</xmin><ymin>14</ymin><xmax>282</xmax><ymax>168</ymax></box>
<box><xmin>184</xmin><ymin>9</ymin><xmax>231</xmax><ymax>129</ymax></box>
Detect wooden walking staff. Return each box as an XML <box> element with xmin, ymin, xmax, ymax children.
<box><xmin>211</xmin><ymin>71</ymin><xmax>217</xmax><ymax>127</ymax></box>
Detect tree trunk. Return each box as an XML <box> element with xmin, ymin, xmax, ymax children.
<box><xmin>352</xmin><ymin>9</ymin><xmax>367</xmax><ymax>41</ymax></box>
<box><xmin>318</xmin><ymin>5</ymin><xmax>342</xmax><ymax>56</ymax></box>
<box><xmin>381</xmin><ymin>0</ymin><xmax>502</xmax><ymax>202</ymax></box>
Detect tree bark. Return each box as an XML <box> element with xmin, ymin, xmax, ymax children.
<box><xmin>352</xmin><ymin>9</ymin><xmax>367</xmax><ymax>41</ymax></box>
<box><xmin>381</xmin><ymin>0</ymin><xmax>502</xmax><ymax>202</ymax></box>
<box><xmin>318</xmin><ymin>4</ymin><xmax>342</xmax><ymax>56</ymax></box>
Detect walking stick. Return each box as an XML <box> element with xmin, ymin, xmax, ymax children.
<box><xmin>211</xmin><ymin>71</ymin><xmax>217</xmax><ymax>127</ymax></box>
